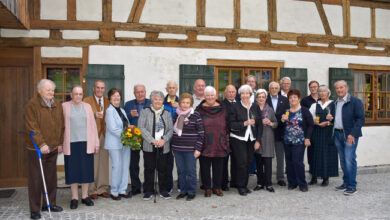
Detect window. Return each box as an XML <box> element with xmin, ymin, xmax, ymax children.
<box><xmin>215</xmin><ymin>67</ymin><xmax>276</xmax><ymax>99</ymax></box>
<box><xmin>44</xmin><ymin>65</ymin><xmax>82</xmax><ymax>102</ymax></box>
<box><xmin>354</xmin><ymin>70</ymin><xmax>390</xmax><ymax>122</ymax></box>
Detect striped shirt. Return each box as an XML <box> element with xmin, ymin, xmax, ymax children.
<box><xmin>171</xmin><ymin>111</ymin><xmax>204</xmax><ymax>152</ymax></box>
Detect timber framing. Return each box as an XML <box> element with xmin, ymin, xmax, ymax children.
<box><xmin>128</xmin><ymin>0</ymin><xmax>146</xmax><ymax>23</ymax></box>
<box><xmin>314</xmin><ymin>0</ymin><xmax>332</xmax><ymax>35</ymax></box>
<box><xmin>197</xmin><ymin>0</ymin><xmax>206</xmax><ymax>27</ymax></box>
<box><xmin>299</xmin><ymin>0</ymin><xmax>390</xmax><ymax>9</ymax></box>
<box><xmin>342</xmin><ymin>0</ymin><xmax>351</xmax><ymax>37</ymax></box>
<box><xmin>234</xmin><ymin>0</ymin><xmax>240</xmax><ymax>29</ymax></box>
<box><xmin>267</xmin><ymin>0</ymin><xmax>277</xmax><ymax>32</ymax></box>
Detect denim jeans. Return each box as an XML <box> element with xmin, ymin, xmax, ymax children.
<box><xmin>174</xmin><ymin>150</ymin><xmax>197</xmax><ymax>195</ymax></box>
<box><xmin>108</xmin><ymin>147</ymin><xmax>131</xmax><ymax>195</ymax></box>
<box><xmin>284</xmin><ymin>143</ymin><xmax>307</xmax><ymax>189</ymax></box>
<box><xmin>334</xmin><ymin>131</ymin><xmax>358</xmax><ymax>189</ymax></box>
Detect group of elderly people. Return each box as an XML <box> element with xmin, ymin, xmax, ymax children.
<box><xmin>25</xmin><ymin>75</ymin><xmax>364</xmax><ymax>219</ymax></box>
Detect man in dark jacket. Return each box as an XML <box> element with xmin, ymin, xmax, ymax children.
<box><xmin>332</xmin><ymin>80</ymin><xmax>365</xmax><ymax>196</ymax></box>
<box><xmin>266</xmin><ymin>81</ymin><xmax>290</xmax><ymax>186</ymax></box>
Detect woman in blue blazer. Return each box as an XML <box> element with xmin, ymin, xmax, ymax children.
<box><xmin>104</xmin><ymin>88</ymin><xmax>131</xmax><ymax>200</ymax></box>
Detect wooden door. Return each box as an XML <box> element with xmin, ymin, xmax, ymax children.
<box><xmin>0</xmin><ymin>66</ymin><xmax>32</xmax><ymax>187</ymax></box>
<box><xmin>179</xmin><ymin>64</ymin><xmax>215</xmax><ymax>95</ymax></box>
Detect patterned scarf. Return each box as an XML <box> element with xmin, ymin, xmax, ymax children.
<box><xmin>151</xmin><ymin>105</ymin><xmax>164</xmax><ymax>119</ymax></box>
<box><xmin>174</xmin><ymin>107</ymin><xmax>193</xmax><ymax>136</ymax></box>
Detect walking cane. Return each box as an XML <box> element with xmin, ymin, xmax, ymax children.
<box><xmin>29</xmin><ymin>132</ymin><xmax>52</xmax><ymax>219</ymax></box>
<box><xmin>154</xmin><ymin>146</ymin><xmax>159</xmax><ymax>203</ymax></box>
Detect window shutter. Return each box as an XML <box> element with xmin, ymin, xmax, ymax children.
<box><xmin>280</xmin><ymin>68</ymin><xmax>308</xmax><ymax>97</ymax></box>
<box><xmin>86</xmin><ymin>64</ymin><xmax>125</xmax><ymax>106</ymax></box>
<box><xmin>179</xmin><ymin>64</ymin><xmax>215</xmax><ymax>95</ymax></box>
<box><xmin>329</xmin><ymin>68</ymin><xmax>354</xmax><ymax>101</ymax></box>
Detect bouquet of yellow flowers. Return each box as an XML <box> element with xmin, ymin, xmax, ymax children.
<box><xmin>121</xmin><ymin>125</ymin><xmax>143</xmax><ymax>151</ymax></box>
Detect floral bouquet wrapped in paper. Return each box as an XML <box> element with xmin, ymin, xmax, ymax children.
<box><xmin>121</xmin><ymin>125</ymin><xmax>143</xmax><ymax>151</ymax></box>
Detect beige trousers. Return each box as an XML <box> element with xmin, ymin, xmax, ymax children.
<box><xmin>89</xmin><ymin>135</ymin><xmax>110</xmax><ymax>195</ymax></box>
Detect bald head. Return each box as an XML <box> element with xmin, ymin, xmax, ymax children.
<box><xmin>193</xmin><ymin>79</ymin><xmax>206</xmax><ymax>98</ymax></box>
<box><xmin>224</xmin><ymin>85</ymin><xmax>237</xmax><ymax>101</ymax></box>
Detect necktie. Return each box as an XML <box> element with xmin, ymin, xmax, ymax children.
<box><xmin>98</xmin><ymin>98</ymin><xmax>102</xmax><ymax>107</ymax></box>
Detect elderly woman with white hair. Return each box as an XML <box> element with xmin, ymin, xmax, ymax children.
<box><xmin>197</xmin><ymin>86</ymin><xmax>230</xmax><ymax>198</ymax></box>
<box><xmin>253</xmin><ymin>89</ymin><xmax>278</xmax><ymax>192</ymax></box>
<box><xmin>138</xmin><ymin>90</ymin><xmax>173</xmax><ymax>200</ymax></box>
<box><xmin>308</xmin><ymin>85</ymin><xmax>338</xmax><ymax>186</ymax></box>
<box><xmin>229</xmin><ymin>84</ymin><xmax>263</xmax><ymax>196</ymax></box>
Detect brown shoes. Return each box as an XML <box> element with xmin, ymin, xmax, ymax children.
<box><xmin>212</xmin><ymin>189</ymin><xmax>223</xmax><ymax>196</ymax></box>
<box><xmin>204</xmin><ymin>189</ymin><xmax>211</xmax><ymax>197</ymax></box>
<box><xmin>99</xmin><ymin>192</ymin><xmax>110</xmax><ymax>198</ymax></box>
<box><xmin>90</xmin><ymin>194</ymin><xmax>98</xmax><ymax>199</ymax></box>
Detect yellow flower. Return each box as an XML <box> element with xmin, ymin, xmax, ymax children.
<box><xmin>134</xmin><ymin>128</ymin><xmax>141</xmax><ymax>136</ymax></box>
<box><xmin>128</xmin><ymin>133</ymin><xmax>133</xmax><ymax>138</ymax></box>
<box><xmin>128</xmin><ymin>129</ymin><xmax>132</xmax><ymax>132</ymax></box>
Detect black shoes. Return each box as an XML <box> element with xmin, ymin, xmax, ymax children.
<box><xmin>309</xmin><ymin>177</ymin><xmax>318</xmax><ymax>185</ymax></box>
<box><xmin>245</xmin><ymin>188</ymin><xmax>252</xmax><ymax>194</ymax></box>
<box><xmin>253</xmin><ymin>185</ymin><xmax>264</xmax><ymax>191</ymax></box>
<box><xmin>81</xmin><ymin>197</ymin><xmax>94</xmax><ymax>206</ymax></box>
<box><xmin>266</xmin><ymin>186</ymin><xmax>275</xmax><ymax>192</ymax></box>
<box><xmin>277</xmin><ymin>180</ymin><xmax>286</xmax><ymax>186</ymax></box>
<box><xmin>300</xmin><ymin>187</ymin><xmax>309</xmax><ymax>192</ymax></box>
<box><xmin>70</xmin><ymin>199</ymin><xmax>78</xmax><ymax>209</ymax></box>
<box><xmin>221</xmin><ymin>186</ymin><xmax>230</xmax><ymax>191</ymax></box>
<box><xmin>41</xmin><ymin>205</ymin><xmax>63</xmax><ymax>212</ymax></box>
<box><xmin>30</xmin><ymin>212</ymin><xmax>41</xmax><ymax>219</ymax></box>
<box><xmin>186</xmin><ymin>194</ymin><xmax>196</xmax><ymax>201</ymax></box>
<box><xmin>321</xmin><ymin>178</ymin><xmax>329</xmax><ymax>186</ymax></box>
<box><xmin>131</xmin><ymin>189</ymin><xmax>141</xmax><ymax>196</ymax></box>
<box><xmin>238</xmin><ymin>188</ymin><xmax>247</xmax><ymax>196</ymax></box>
<box><xmin>288</xmin><ymin>185</ymin><xmax>297</xmax><ymax>190</ymax></box>
<box><xmin>119</xmin><ymin>192</ymin><xmax>133</xmax><ymax>198</ymax></box>
<box><xmin>176</xmin><ymin>193</ymin><xmax>187</xmax><ymax>200</ymax></box>
<box><xmin>110</xmin><ymin>194</ymin><xmax>121</xmax><ymax>200</ymax></box>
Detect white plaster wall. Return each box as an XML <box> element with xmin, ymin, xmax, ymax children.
<box><xmin>350</xmin><ymin>6</ymin><xmax>371</xmax><ymax>38</ymax></box>
<box><xmin>140</xmin><ymin>0</ymin><xmax>196</xmax><ymax>26</ymax></box>
<box><xmin>61</xmin><ymin>30</ymin><xmax>99</xmax><ymax>39</ymax></box>
<box><xmin>0</xmin><ymin>29</ymin><xmax>50</xmax><ymax>38</ymax></box>
<box><xmin>87</xmin><ymin>45</ymin><xmax>390</xmax><ymax>167</ymax></box>
<box><xmin>76</xmin><ymin>0</ymin><xmax>102</xmax><ymax>21</ymax></box>
<box><xmin>205</xmin><ymin>0</ymin><xmax>234</xmax><ymax>28</ymax></box>
<box><xmin>40</xmin><ymin>0</ymin><xmax>67</xmax><ymax>20</ymax></box>
<box><xmin>41</xmin><ymin>47</ymin><xmax>83</xmax><ymax>58</ymax></box>
<box><xmin>240</xmin><ymin>0</ymin><xmax>268</xmax><ymax>31</ymax></box>
<box><xmin>376</xmin><ymin>9</ymin><xmax>390</xmax><ymax>39</ymax></box>
<box><xmin>277</xmin><ymin>0</ymin><xmax>324</xmax><ymax>35</ymax></box>
<box><xmin>323</xmin><ymin>4</ymin><xmax>343</xmax><ymax>36</ymax></box>
<box><xmin>112</xmin><ymin>0</ymin><xmax>134</xmax><ymax>22</ymax></box>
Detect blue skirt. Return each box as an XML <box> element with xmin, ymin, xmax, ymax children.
<box><xmin>64</xmin><ymin>142</ymin><xmax>94</xmax><ymax>184</ymax></box>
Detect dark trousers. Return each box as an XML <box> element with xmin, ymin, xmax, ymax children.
<box><xmin>284</xmin><ymin>143</ymin><xmax>308</xmax><ymax>189</ymax></box>
<box><xmin>28</xmin><ymin>149</ymin><xmax>58</xmax><ymax>212</ymax></box>
<box><xmin>221</xmin><ymin>153</ymin><xmax>230</xmax><ymax>188</ymax></box>
<box><xmin>166</xmin><ymin>150</ymin><xmax>174</xmax><ymax>191</ymax></box>
<box><xmin>255</xmin><ymin>154</ymin><xmax>272</xmax><ymax>187</ymax></box>
<box><xmin>143</xmin><ymin>150</ymin><xmax>168</xmax><ymax>194</ymax></box>
<box><xmin>230</xmin><ymin>138</ymin><xmax>255</xmax><ymax>189</ymax></box>
<box><xmin>130</xmin><ymin>149</ymin><xmax>142</xmax><ymax>192</ymax></box>
<box><xmin>199</xmin><ymin>156</ymin><xmax>224</xmax><ymax>190</ymax></box>
<box><xmin>307</xmin><ymin>141</ymin><xmax>314</xmax><ymax>175</ymax></box>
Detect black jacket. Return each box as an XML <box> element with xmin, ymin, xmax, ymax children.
<box><xmin>229</xmin><ymin>102</ymin><xmax>263</xmax><ymax>143</ymax></box>
<box><xmin>266</xmin><ymin>95</ymin><xmax>290</xmax><ymax>141</ymax></box>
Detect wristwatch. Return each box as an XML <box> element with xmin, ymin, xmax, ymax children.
<box><xmin>327</xmin><ymin>121</ymin><xmax>330</xmax><ymax>126</ymax></box>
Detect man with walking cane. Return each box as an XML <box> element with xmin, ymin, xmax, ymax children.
<box><xmin>25</xmin><ymin>79</ymin><xmax>65</xmax><ymax>219</ymax></box>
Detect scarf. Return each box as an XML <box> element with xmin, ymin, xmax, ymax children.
<box><xmin>151</xmin><ymin>106</ymin><xmax>164</xmax><ymax>119</ymax></box>
<box><xmin>261</xmin><ymin>103</ymin><xmax>271</xmax><ymax>119</ymax></box>
<box><xmin>173</xmin><ymin>107</ymin><xmax>193</xmax><ymax>136</ymax></box>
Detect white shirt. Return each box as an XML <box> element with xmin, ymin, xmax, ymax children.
<box><xmin>193</xmin><ymin>94</ymin><xmax>204</xmax><ymax>109</ymax></box>
<box><xmin>309</xmin><ymin>100</ymin><xmax>333</xmax><ymax>119</ymax></box>
<box><xmin>230</xmin><ymin>101</ymin><xmax>256</xmax><ymax>142</ymax></box>
<box><xmin>281</xmin><ymin>90</ymin><xmax>288</xmax><ymax>97</ymax></box>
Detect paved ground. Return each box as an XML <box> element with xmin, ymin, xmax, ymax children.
<box><xmin>1</xmin><ymin>170</ymin><xmax>389</xmax><ymax>220</ymax></box>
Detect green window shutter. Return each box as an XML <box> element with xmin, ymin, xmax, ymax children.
<box><xmin>329</xmin><ymin>68</ymin><xmax>354</xmax><ymax>101</ymax></box>
<box><xmin>280</xmin><ymin>68</ymin><xmax>308</xmax><ymax>97</ymax></box>
<box><xmin>179</xmin><ymin>64</ymin><xmax>215</xmax><ymax>95</ymax></box>
<box><xmin>86</xmin><ymin>64</ymin><xmax>125</xmax><ymax>106</ymax></box>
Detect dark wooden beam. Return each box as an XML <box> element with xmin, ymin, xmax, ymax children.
<box><xmin>371</xmin><ymin>8</ymin><xmax>376</xmax><ymax>38</ymax></box>
<box><xmin>41</xmin><ymin>57</ymin><xmax>83</xmax><ymax>64</ymax></box>
<box><xmin>128</xmin><ymin>0</ymin><xmax>146</xmax><ymax>23</ymax></box>
<box><xmin>67</xmin><ymin>0</ymin><xmax>76</xmax><ymax>21</ymax></box>
<box><xmin>187</xmin><ymin>30</ymin><xmax>198</xmax><ymax>42</ymax></box>
<box><xmin>102</xmin><ymin>0</ymin><xmax>112</xmax><ymax>22</ymax></box>
<box><xmin>234</xmin><ymin>0</ymin><xmax>240</xmax><ymax>29</ymax></box>
<box><xmin>33</xmin><ymin>47</ymin><xmax>41</xmax><ymax>95</ymax></box>
<box><xmin>268</xmin><ymin>0</ymin><xmax>277</xmax><ymax>31</ymax></box>
<box><xmin>315</xmin><ymin>0</ymin><xmax>333</xmax><ymax>35</ymax></box>
<box><xmin>100</xmin><ymin>28</ymin><xmax>115</xmax><ymax>41</ymax></box>
<box><xmin>49</xmin><ymin>29</ymin><xmax>62</xmax><ymax>40</ymax></box>
<box><xmin>197</xmin><ymin>0</ymin><xmax>206</xmax><ymax>27</ymax></box>
<box><xmin>30</xmin><ymin>0</ymin><xmax>40</xmax><ymax>21</ymax></box>
<box><xmin>342</xmin><ymin>0</ymin><xmax>351</xmax><ymax>37</ymax></box>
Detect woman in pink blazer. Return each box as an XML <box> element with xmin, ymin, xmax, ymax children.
<box><xmin>61</xmin><ymin>85</ymin><xmax>99</xmax><ymax>210</ymax></box>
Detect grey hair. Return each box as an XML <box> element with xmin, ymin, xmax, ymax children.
<box><xmin>269</xmin><ymin>81</ymin><xmax>280</xmax><ymax>89</ymax></box>
<box><xmin>37</xmin><ymin>79</ymin><xmax>56</xmax><ymax>90</ymax></box>
<box><xmin>280</xmin><ymin>76</ymin><xmax>291</xmax><ymax>84</ymax></box>
<box><xmin>133</xmin><ymin>84</ymin><xmax>146</xmax><ymax>92</ymax></box>
<box><xmin>204</xmin><ymin>86</ymin><xmax>216</xmax><ymax>95</ymax></box>
<box><xmin>334</xmin><ymin>80</ymin><xmax>348</xmax><ymax>88</ymax></box>
<box><xmin>166</xmin><ymin>80</ymin><xmax>177</xmax><ymax>88</ymax></box>
<box><xmin>72</xmin><ymin>85</ymin><xmax>83</xmax><ymax>92</ymax></box>
<box><xmin>150</xmin><ymin>90</ymin><xmax>164</xmax><ymax>101</ymax></box>
<box><xmin>256</xmin><ymin>88</ymin><xmax>268</xmax><ymax>97</ymax></box>
<box><xmin>319</xmin><ymin>85</ymin><xmax>331</xmax><ymax>97</ymax></box>
<box><xmin>245</xmin><ymin>75</ymin><xmax>256</xmax><ymax>83</ymax></box>
<box><xmin>238</xmin><ymin>84</ymin><xmax>253</xmax><ymax>95</ymax></box>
